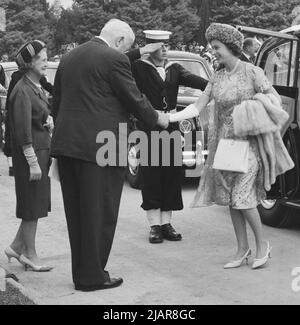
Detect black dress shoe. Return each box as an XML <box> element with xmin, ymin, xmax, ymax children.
<box><xmin>161</xmin><ymin>224</ymin><xmax>182</xmax><ymax>241</ymax></box>
<box><xmin>75</xmin><ymin>278</ymin><xmax>123</xmax><ymax>292</ymax></box>
<box><xmin>149</xmin><ymin>225</ymin><xmax>163</xmax><ymax>244</ymax></box>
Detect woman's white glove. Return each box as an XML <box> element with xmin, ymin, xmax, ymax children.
<box><xmin>23</xmin><ymin>146</ymin><xmax>42</xmax><ymax>181</ymax></box>
<box><xmin>29</xmin><ymin>163</ymin><xmax>42</xmax><ymax>182</ymax></box>
<box><xmin>169</xmin><ymin>104</ymin><xmax>199</xmax><ymax>123</ymax></box>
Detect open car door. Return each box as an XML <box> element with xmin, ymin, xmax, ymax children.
<box><xmin>237</xmin><ymin>26</ymin><xmax>300</xmax><ymax>227</ymax></box>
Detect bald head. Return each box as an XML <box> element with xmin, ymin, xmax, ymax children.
<box><xmin>100</xmin><ymin>19</ymin><xmax>135</xmax><ymax>53</ymax></box>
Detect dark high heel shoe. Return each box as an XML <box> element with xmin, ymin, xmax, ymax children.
<box><xmin>19</xmin><ymin>255</ymin><xmax>54</xmax><ymax>272</ymax></box>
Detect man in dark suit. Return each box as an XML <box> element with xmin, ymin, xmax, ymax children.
<box><xmin>240</xmin><ymin>37</ymin><xmax>260</xmax><ymax>63</ymax></box>
<box><xmin>51</xmin><ymin>19</ymin><xmax>168</xmax><ymax>292</ymax></box>
<box><xmin>0</xmin><ymin>64</ymin><xmax>5</xmax><ymax>88</ymax></box>
<box><xmin>0</xmin><ymin>63</ymin><xmax>6</xmax><ymax>150</ymax></box>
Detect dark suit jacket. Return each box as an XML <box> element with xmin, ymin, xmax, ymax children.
<box><xmin>126</xmin><ymin>49</ymin><xmax>141</xmax><ymax>63</ymax></box>
<box><xmin>240</xmin><ymin>53</ymin><xmax>252</xmax><ymax>63</ymax></box>
<box><xmin>40</xmin><ymin>77</ymin><xmax>53</xmax><ymax>95</ymax></box>
<box><xmin>132</xmin><ymin>60</ymin><xmax>208</xmax><ymax>131</ymax></box>
<box><xmin>9</xmin><ymin>76</ymin><xmax>51</xmax><ymax>150</ymax></box>
<box><xmin>3</xmin><ymin>70</ymin><xmax>24</xmax><ymax>156</ymax></box>
<box><xmin>0</xmin><ymin>64</ymin><xmax>5</xmax><ymax>87</ymax></box>
<box><xmin>51</xmin><ymin>37</ymin><xmax>158</xmax><ymax>164</ymax></box>
<box><xmin>132</xmin><ymin>60</ymin><xmax>207</xmax><ymax>112</ymax></box>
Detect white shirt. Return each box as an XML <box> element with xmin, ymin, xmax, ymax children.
<box><xmin>95</xmin><ymin>36</ymin><xmax>110</xmax><ymax>47</ymax></box>
<box><xmin>156</xmin><ymin>67</ymin><xmax>166</xmax><ymax>81</ymax></box>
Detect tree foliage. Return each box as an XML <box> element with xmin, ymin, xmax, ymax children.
<box><xmin>0</xmin><ymin>0</ymin><xmax>55</xmax><ymax>57</ymax></box>
<box><xmin>209</xmin><ymin>0</ymin><xmax>299</xmax><ymax>31</ymax></box>
<box><xmin>0</xmin><ymin>0</ymin><xmax>299</xmax><ymax>58</ymax></box>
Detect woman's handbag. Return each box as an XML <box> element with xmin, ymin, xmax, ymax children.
<box><xmin>48</xmin><ymin>158</ymin><xmax>60</xmax><ymax>181</ymax></box>
<box><xmin>212</xmin><ymin>139</ymin><xmax>250</xmax><ymax>173</ymax></box>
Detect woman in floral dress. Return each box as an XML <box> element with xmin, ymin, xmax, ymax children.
<box><xmin>169</xmin><ymin>23</ymin><xmax>282</xmax><ymax>270</ymax></box>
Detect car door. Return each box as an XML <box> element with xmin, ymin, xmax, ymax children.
<box><xmin>238</xmin><ymin>26</ymin><xmax>300</xmax><ymax>201</ymax></box>
<box><xmin>258</xmin><ymin>39</ymin><xmax>300</xmax><ymax>200</ymax></box>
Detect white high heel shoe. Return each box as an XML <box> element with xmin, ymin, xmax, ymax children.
<box><xmin>224</xmin><ymin>248</ymin><xmax>251</xmax><ymax>269</ymax></box>
<box><xmin>19</xmin><ymin>255</ymin><xmax>54</xmax><ymax>272</ymax></box>
<box><xmin>4</xmin><ymin>247</ymin><xmax>21</xmax><ymax>264</ymax></box>
<box><xmin>252</xmin><ymin>241</ymin><xmax>272</xmax><ymax>270</ymax></box>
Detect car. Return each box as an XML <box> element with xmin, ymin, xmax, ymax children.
<box><xmin>126</xmin><ymin>50</ymin><xmax>213</xmax><ymax>189</ymax></box>
<box><xmin>0</xmin><ymin>61</ymin><xmax>58</xmax><ymax>108</ymax></box>
<box><xmin>237</xmin><ymin>24</ymin><xmax>300</xmax><ymax>227</ymax></box>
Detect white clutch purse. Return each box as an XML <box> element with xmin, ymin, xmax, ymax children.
<box><xmin>48</xmin><ymin>158</ymin><xmax>60</xmax><ymax>181</ymax></box>
<box><xmin>213</xmin><ymin>139</ymin><xmax>250</xmax><ymax>173</ymax></box>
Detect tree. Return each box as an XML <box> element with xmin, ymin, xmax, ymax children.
<box><xmin>291</xmin><ymin>6</ymin><xmax>300</xmax><ymax>25</ymax></box>
<box><xmin>67</xmin><ymin>0</ymin><xmax>115</xmax><ymax>44</ymax></box>
<box><xmin>210</xmin><ymin>0</ymin><xmax>299</xmax><ymax>31</ymax></box>
<box><xmin>0</xmin><ymin>0</ymin><xmax>55</xmax><ymax>58</ymax></box>
<box><xmin>2</xmin><ymin>0</ymin><xmax>299</xmax><ymax>58</ymax></box>
<box><xmin>112</xmin><ymin>0</ymin><xmax>162</xmax><ymax>45</ymax></box>
<box><xmin>49</xmin><ymin>0</ymin><xmax>64</xmax><ymax>18</ymax></box>
<box><xmin>159</xmin><ymin>0</ymin><xmax>200</xmax><ymax>46</ymax></box>
<box><xmin>198</xmin><ymin>0</ymin><xmax>210</xmax><ymax>45</ymax></box>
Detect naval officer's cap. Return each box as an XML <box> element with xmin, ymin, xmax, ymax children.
<box><xmin>143</xmin><ymin>30</ymin><xmax>172</xmax><ymax>44</ymax></box>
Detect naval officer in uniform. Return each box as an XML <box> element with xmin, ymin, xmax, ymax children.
<box><xmin>131</xmin><ymin>30</ymin><xmax>208</xmax><ymax>244</ymax></box>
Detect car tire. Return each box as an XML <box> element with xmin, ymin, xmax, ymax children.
<box><xmin>126</xmin><ymin>165</ymin><xmax>141</xmax><ymax>189</ymax></box>
<box><xmin>258</xmin><ymin>199</ymin><xmax>298</xmax><ymax>228</ymax></box>
<box><xmin>126</xmin><ymin>143</ymin><xmax>141</xmax><ymax>189</ymax></box>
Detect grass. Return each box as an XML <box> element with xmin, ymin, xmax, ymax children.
<box><xmin>0</xmin><ymin>282</ymin><xmax>35</xmax><ymax>305</ymax></box>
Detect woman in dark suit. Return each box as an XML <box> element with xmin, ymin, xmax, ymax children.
<box><xmin>4</xmin><ymin>40</ymin><xmax>53</xmax><ymax>272</ymax></box>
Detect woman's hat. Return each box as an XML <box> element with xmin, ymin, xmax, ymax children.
<box><xmin>205</xmin><ymin>23</ymin><xmax>244</xmax><ymax>51</ymax></box>
<box><xmin>16</xmin><ymin>40</ymin><xmax>46</xmax><ymax>67</ymax></box>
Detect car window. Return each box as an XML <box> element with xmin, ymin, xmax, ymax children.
<box><xmin>46</xmin><ymin>67</ymin><xmax>57</xmax><ymax>85</ymax></box>
<box><xmin>4</xmin><ymin>68</ymin><xmax>16</xmax><ymax>87</ymax></box>
<box><xmin>3</xmin><ymin>65</ymin><xmax>57</xmax><ymax>88</ymax></box>
<box><xmin>170</xmin><ymin>60</ymin><xmax>209</xmax><ymax>97</ymax></box>
<box><xmin>264</xmin><ymin>41</ymin><xmax>298</xmax><ymax>87</ymax></box>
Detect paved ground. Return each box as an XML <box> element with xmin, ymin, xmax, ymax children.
<box><xmin>0</xmin><ymin>152</ymin><xmax>300</xmax><ymax>305</ymax></box>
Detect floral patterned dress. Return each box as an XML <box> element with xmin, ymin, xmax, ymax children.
<box><xmin>192</xmin><ymin>60</ymin><xmax>272</xmax><ymax>210</ymax></box>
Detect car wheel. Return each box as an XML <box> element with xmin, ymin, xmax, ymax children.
<box><xmin>258</xmin><ymin>199</ymin><xmax>296</xmax><ymax>228</ymax></box>
<box><xmin>126</xmin><ymin>143</ymin><xmax>141</xmax><ymax>189</ymax></box>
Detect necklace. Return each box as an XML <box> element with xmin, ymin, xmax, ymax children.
<box><xmin>224</xmin><ymin>59</ymin><xmax>241</xmax><ymax>77</ymax></box>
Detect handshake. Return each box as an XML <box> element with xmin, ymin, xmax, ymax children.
<box><xmin>156</xmin><ymin>110</ymin><xmax>171</xmax><ymax>129</ymax></box>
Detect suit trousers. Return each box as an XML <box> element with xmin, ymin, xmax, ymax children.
<box><xmin>57</xmin><ymin>156</ymin><xmax>126</xmax><ymax>286</ymax></box>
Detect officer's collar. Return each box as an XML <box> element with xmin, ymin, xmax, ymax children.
<box><xmin>141</xmin><ymin>56</ymin><xmax>175</xmax><ymax>70</ymax></box>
